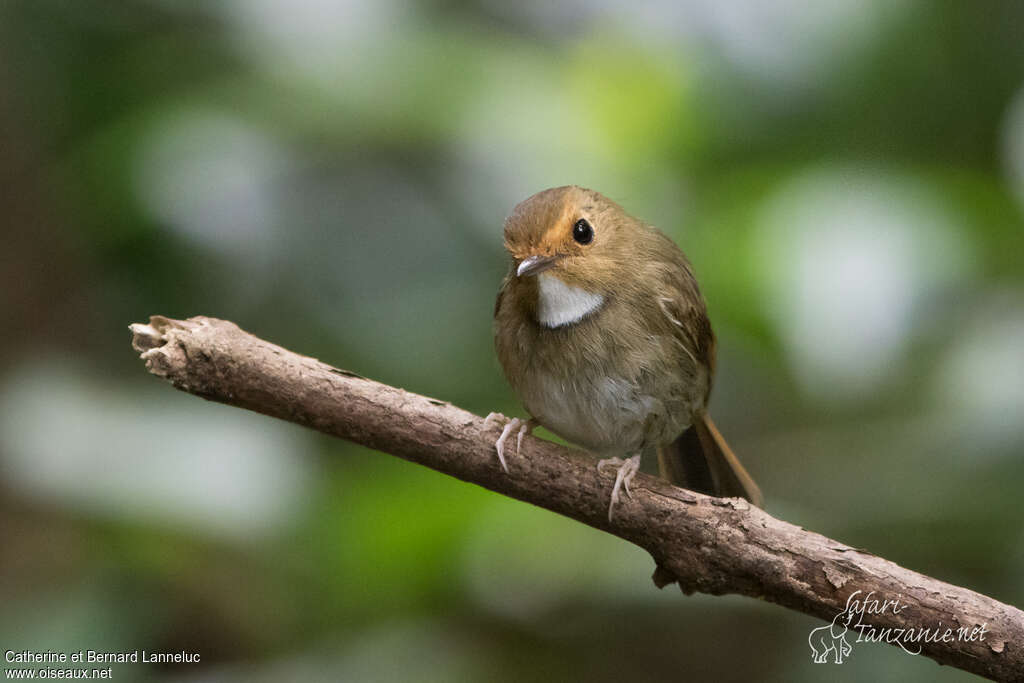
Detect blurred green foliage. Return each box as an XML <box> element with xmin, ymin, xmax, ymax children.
<box><xmin>1</xmin><ymin>1</ymin><xmax>1023</xmax><ymax>681</ymax></box>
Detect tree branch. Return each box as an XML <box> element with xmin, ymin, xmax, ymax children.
<box><xmin>129</xmin><ymin>315</ymin><xmax>1022</xmax><ymax>681</ymax></box>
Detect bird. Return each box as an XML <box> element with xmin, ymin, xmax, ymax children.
<box><xmin>488</xmin><ymin>185</ymin><xmax>762</xmax><ymax>521</ymax></box>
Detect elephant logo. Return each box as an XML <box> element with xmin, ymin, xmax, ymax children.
<box><xmin>808</xmin><ymin>609</ymin><xmax>855</xmax><ymax>664</ymax></box>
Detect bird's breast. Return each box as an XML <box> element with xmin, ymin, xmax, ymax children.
<box><xmin>494</xmin><ymin>279</ymin><xmax>704</xmax><ymax>455</ymax></box>
<box><xmin>517</xmin><ymin>368</ymin><xmax>673</xmax><ymax>455</ymax></box>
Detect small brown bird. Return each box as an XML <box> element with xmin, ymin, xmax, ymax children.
<box><xmin>489</xmin><ymin>185</ymin><xmax>762</xmax><ymax>520</ymax></box>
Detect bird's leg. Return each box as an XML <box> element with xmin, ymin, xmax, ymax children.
<box><xmin>596</xmin><ymin>454</ymin><xmax>642</xmax><ymax>522</ymax></box>
<box><xmin>484</xmin><ymin>414</ymin><xmax>536</xmax><ymax>472</ymax></box>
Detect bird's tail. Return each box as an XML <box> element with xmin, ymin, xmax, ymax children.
<box><xmin>656</xmin><ymin>413</ymin><xmax>763</xmax><ymax>507</ymax></box>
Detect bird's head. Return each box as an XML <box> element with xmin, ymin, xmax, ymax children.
<box><xmin>502</xmin><ymin>185</ymin><xmax>639</xmax><ymax>292</ymax></box>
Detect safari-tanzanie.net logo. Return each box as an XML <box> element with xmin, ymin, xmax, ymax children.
<box><xmin>808</xmin><ymin>590</ymin><xmax>989</xmax><ymax>664</ymax></box>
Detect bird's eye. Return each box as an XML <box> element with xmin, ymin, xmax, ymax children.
<box><xmin>572</xmin><ymin>218</ymin><xmax>594</xmax><ymax>245</ymax></box>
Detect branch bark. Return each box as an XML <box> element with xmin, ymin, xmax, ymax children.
<box><xmin>129</xmin><ymin>315</ymin><xmax>1023</xmax><ymax>681</ymax></box>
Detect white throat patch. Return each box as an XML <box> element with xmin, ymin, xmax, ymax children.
<box><xmin>536</xmin><ymin>273</ymin><xmax>604</xmax><ymax>328</ymax></box>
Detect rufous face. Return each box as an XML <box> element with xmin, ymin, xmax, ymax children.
<box><xmin>502</xmin><ymin>185</ymin><xmax>637</xmax><ymax>292</ymax></box>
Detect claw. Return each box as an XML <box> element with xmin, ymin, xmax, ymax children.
<box><xmin>516</xmin><ymin>421</ymin><xmax>530</xmax><ymax>452</ymax></box>
<box><xmin>596</xmin><ymin>454</ymin><xmax>642</xmax><ymax>522</ymax></box>
<box><xmin>488</xmin><ymin>416</ymin><xmax>536</xmax><ymax>473</ymax></box>
<box><xmin>494</xmin><ymin>418</ymin><xmax>522</xmax><ymax>473</ymax></box>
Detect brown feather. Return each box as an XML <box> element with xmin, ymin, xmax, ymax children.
<box><xmin>494</xmin><ymin>186</ymin><xmax>762</xmax><ymax>506</ymax></box>
<box><xmin>658</xmin><ymin>413</ymin><xmax>763</xmax><ymax>506</ymax></box>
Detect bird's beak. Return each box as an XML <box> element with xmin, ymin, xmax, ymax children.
<box><xmin>516</xmin><ymin>254</ymin><xmax>558</xmax><ymax>278</ymax></box>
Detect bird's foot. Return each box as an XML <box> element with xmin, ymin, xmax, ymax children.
<box><xmin>597</xmin><ymin>454</ymin><xmax>642</xmax><ymax>522</ymax></box>
<box><xmin>484</xmin><ymin>413</ymin><xmax>535</xmax><ymax>472</ymax></box>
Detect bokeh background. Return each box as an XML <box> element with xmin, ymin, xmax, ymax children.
<box><xmin>2</xmin><ymin>1</ymin><xmax>1023</xmax><ymax>681</ymax></box>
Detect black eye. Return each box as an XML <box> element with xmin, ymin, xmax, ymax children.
<box><xmin>572</xmin><ymin>218</ymin><xmax>593</xmax><ymax>245</ymax></box>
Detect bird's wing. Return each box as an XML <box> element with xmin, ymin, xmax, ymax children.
<box><xmin>645</xmin><ymin>252</ymin><xmax>716</xmax><ymax>380</ymax></box>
